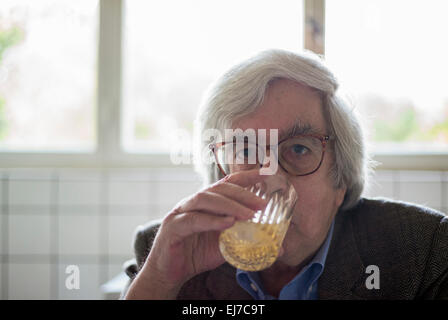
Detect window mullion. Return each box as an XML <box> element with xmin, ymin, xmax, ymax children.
<box><xmin>97</xmin><ymin>0</ymin><xmax>123</xmax><ymax>163</ymax></box>
<box><xmin>304</xmin><ymin>0</ymin><xmax>325</xmax><ymax>55</ymax></box>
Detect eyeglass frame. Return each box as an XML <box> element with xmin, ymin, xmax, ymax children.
<box><xmin>209</xmin><ymin>133</ymin><xmax>331</xmax><ymax>177</ymax></box>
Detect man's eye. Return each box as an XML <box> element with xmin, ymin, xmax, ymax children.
<box><xmin>236</xmin><ymin>148</ymin><xmax>250</xmax><ymax>159</ymax></box>
<box><xmin>291</xmin><ymin>144</ymin><xmax>308</xmax><ymax>155</ymax></box>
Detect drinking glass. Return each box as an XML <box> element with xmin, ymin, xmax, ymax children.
<box><xmin>219</xmin><ymin>175</ymin><xmax>298</xmax><ymax>271</ymax></box>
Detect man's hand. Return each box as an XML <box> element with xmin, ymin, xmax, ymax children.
<box><xmin>124</xmin><ymin>169</ymin><xmax>268</xmax><ymax>299</ymax></box>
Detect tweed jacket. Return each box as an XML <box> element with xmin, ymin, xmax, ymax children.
<box><xmin>121</xmin><ymin>198</ymin><xmax>448</xmax><ymax>299</ymax></box>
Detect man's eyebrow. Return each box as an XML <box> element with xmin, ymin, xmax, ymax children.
<box><xmin>277</xmin><ymin>122</ymin><xmax>318</xmax><ymax>141</ymax></box>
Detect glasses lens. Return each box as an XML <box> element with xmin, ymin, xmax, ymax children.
<box><xmin>214</xmin><ymin>141</ymin><xmax>264</xmax><ymax>175</ymax></box>
<box><xmin>279</xmin><ymin>136</ymin><xmax>323</xmax><ymax>175</ymax></box>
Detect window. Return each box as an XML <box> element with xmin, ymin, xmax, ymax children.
<box><xmin>0</xmin><ymin>0</ymin><xmax>98</xmax><ymax>152</ymax></box>
<box><xmin>123</xmin><ymin>0</ymin><xmax>304</xmax><ymax>153</ymax></box>
<box><xmin>0</xmin><ymin>0</ymin><xmax>446</xmax><ymax>169</ymax></box>
<box><xmin>325</xmin><ymin>0</ymin><xmax>448</xmax><ymax>153</ymax></box>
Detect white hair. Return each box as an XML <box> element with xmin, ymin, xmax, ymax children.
<box><xmin>193</xmin><ymin>49</ymin><xmax>371</xmax><ymax>211</ymax></box>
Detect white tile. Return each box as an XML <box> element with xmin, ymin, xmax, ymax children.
<box><xmin>152</xmin><ymin>168</ymin><xmax>202</xmax><ymax>182</ymax></box>
<box><xmin>0</xmin><ymin>214</ymin><xmax>3</xmax><ymax>254</ymax></box>
<box><xmin>0</xmin><ymin>263</ymin><xmax>2</xmax><ymax>300</ymax></box>
<box><xmin>9</xmin><ymin>214</ymin><xmax>51</xmax><ymax>254</ymax></box>
<box><xmin>59</xmin><ymin>181</ymin><xmax>101</xmax><ymax>205</ymax></box>
<box><xmin>108</xmin><ymin>169</ymin><xmax>151</xmax><ymax>182</ymax></box>
<box><xmin>433</xmin><ymin>208</ymin><xmax>447</xmax><ymax>215</ymax></box>
<box><xmin>363</xmin><ymin>179</ymin><xmax>395</xmax><ymax>199</ymax></box>
<box><xmin>9</xmin><ymin>180</ymin><xmax>52</xmax><ymax>205</ymax></box>
<box><xmin>149</xmin><ymin>205</ymin><xmax>169</xmax><ymax>221</ymax></box>
<box><xmin>108</xmin><ymin>181</ymin><xmax>150</xmax><ymax>206</ymax></box>
<box><xmin>108</xmin><ymin>205</ymin><xmax>148</xmax><ymax>216</ymax></box>
<box><xmin>398</xmin><ymin>171</ymin><xmax>442</xmax><ymax>182</ymax></box>
<box><xmin>9</xmin><ymin>263</ymin><xmax>51</xmax><ymax>299</ymax></box>
<box><xmin>9</xmin><ymin>205</ymin><xmax>50</xmax><ymax>215</ymax></box>
<box><xmin>108</xmin><ymin>215</ymin><xmax>149</xmax><ymax>256</ymax></box>
<box><xmin>157</xmin><ymin>180</ymin><xmax>202</xmax><ymax>206</ymax></box>
<box><xmin>7</xmin><ymin>169</ymin><xmax>54</xmax><ymax>180</ymax></box>
<box><xmin>57</xmin><ymin>169</ymin><xmax>102</xmax><ymax>181</ymax></box>
<box><xmin>0</xmin><ymin>178</ymin><xmax>3</xmax><ymax>207</ymax></box>
<box><xmin>107</xmin><ymin>263</ymin><xmax>124</xmax><ymax>281</ymax></box>
<box><xmin>59</xmin><ymin>206</ymin><xmax>99</xmax><ymax>216</ymax></box>
<box><xmin>370</xmin><ymin>170</ymin><xmax>397</xmax><ymax>182</ymax></box>
<box><xmin>442</xmin><ymin>172</ymin><xmax>448</xmax><ymax>182</ymax></box>
<box><xmin>58</xmin><ymin>264</ymin><xmax>102</xmax><ymax>300</ymax></box>
<box><xmin>59</xmin><ymin>215</ymin><xmax>100</xmax><ymax>255</ymax></box>
<box><xmin>158</xmin><ymin>203</ymin><xmax>179</xmax><ymax>219</ymax></box>
<box><xmin>156</xmin><ymin>180</ymin><xmax>202</xmax><ymax>217</ymax></box>
<box><xmin>398</xmin><ymin>181</ymin><xmax>442</xmax><ymax>208</ymax></box>
<box><xmin>444</xmin><ymin>181</ymin><xmax>448</xmax><ymax>208</ymax></box>
<box><xmin>0</xmin><ymin>181</ymin><xmax>3</xmax><ymax>254</ymax></box>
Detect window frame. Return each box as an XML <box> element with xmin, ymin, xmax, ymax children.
<box><xmin>0</xmin><ymin>0</ymin><xmax>446</xmax><ymax>170</ymax></box>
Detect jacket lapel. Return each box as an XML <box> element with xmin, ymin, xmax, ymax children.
<box><xmin>318</xmin><ymin>209</ymin><xmax>367</xmax><ymax>299</ymax></box>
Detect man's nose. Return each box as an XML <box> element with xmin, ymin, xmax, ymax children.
<box><xmin>256</xmin><ymin>166</ymin><xmax>290</xmax><ymax>196</ymax></box>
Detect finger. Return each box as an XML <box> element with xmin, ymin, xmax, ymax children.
<box><xmin>221</xmin><ymin>168</ymin><xmax>268</xmax><ymax>188</ymax></box>
<box><xmin>177</xmin><ymin>191</ymin><xmax>256</xmax><ymax>220</ymax></box>
<box><xmin>209</xmin><ymin>182</ymin><xmax>268</xmax><ymax>211</ymax></box>
<box><xmin>278</xmin><ymin>245</ymin><xmax>285</xmax><ymax>258</ymax></box>
<box><xmin>170</xmin><ymin>211</ymin><xmax>236</xmax><ymax>238</ymax></box>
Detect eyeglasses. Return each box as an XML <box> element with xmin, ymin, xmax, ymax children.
<box><xmin>209</xmin><ymin>134</ymin><xmax>330</xmax><ymax>177</ymax></box>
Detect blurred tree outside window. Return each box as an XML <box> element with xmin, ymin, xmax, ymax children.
<box><xmin>1</xmin><ymin>0</ymin><xmax>446</xmax><ymax>159</ymax></box>
<box><xmin>0</xmin><ymin>24</ymin><xmax>23</xmax><ymax>140</ymax></box>
<box><xmin>0</xmin><ymin>0</ymin><xmax>98</xmax><ymax>152</ymax></box>
<box><xmin>325</xmin><ymin>0</ymin><xmax>448</xmax><ymax>153</ymax></box>
<box><xmin>122</xmin><ymin>0</ymin><xmax>304</xmax><ymax>153</ymax></box>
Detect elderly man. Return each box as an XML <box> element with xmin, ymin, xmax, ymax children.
<box><xmin>122</xmin><ymin>49</ymin><xmax>448</xmax><ymax>300</ymax></box>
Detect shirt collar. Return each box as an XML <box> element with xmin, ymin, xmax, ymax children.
<box><xmin>236</xmin><ymin>219</ymin><xmax>335</xmax><ymax>299</ymax></box>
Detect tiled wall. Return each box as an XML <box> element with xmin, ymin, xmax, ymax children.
<box><xmin>0</xmin><ymin>168</ymin><xmax>447</xmax><ymax>300</ymax></box>
<box><xmin>0</xmin><ymin>168</ymin><xmax>203</xmax><ymax>300</ymax></box>
<box><xmin>364</xmin><ymin>170</ymin><xmax>448</xmax><ymax>213</ymax></box>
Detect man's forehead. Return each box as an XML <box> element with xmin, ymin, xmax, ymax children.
<box><xmin>228</xmin><ymin>119</ymin><xmax>324</xmax><ymax>142</ymax></box>
<box><xmin>230</xmin><ymin>79</ymin><xmax>326</xmax><ymax>140</ymax></box>
<box><xmin>235</xmin><ymin>112</ymin><xmax>324</xmax><ymax>132</ymax></box>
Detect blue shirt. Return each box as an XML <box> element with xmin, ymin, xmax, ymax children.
<box><xmin>236</xmin><ymin>220</ymin><xmax>334</xmax><ymax>300</ymax></box>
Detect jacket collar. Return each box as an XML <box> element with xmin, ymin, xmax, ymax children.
<box><xmin>318</xmin><ymin>205</ymin><xmax>371</xmax><ymax>299</ymax></box>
